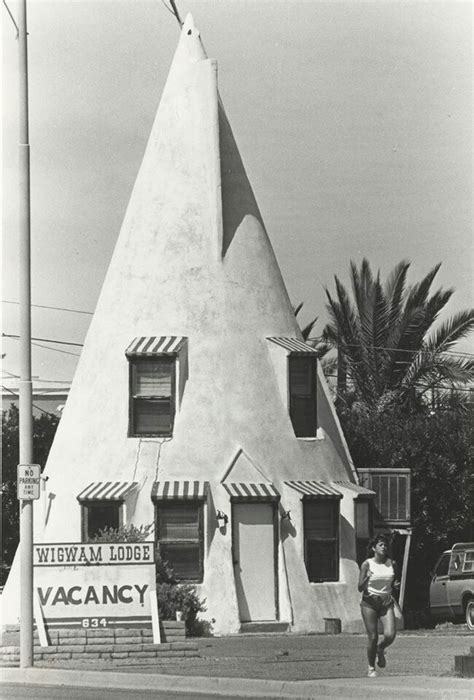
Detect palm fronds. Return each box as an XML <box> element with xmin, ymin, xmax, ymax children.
<box><xmin>323</xmin><ymin>259</ymin><xmax>474</xmax><ymax>412</ymax></box>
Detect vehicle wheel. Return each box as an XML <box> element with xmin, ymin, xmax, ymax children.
<box><xmin>466</xmin><ymin>598</ymin><xmax>474</xmax><ymax>632</ymax></box>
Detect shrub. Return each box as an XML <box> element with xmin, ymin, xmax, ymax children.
<box><xmin>155</xmin><ymin>552</ymin><xmax>211</xmax><ymax>637</ymax></box>
<box><xmin>88</xmin><ymin>523</ymin><xmax>154</xmax><ymax>543</ymax></box>
<box><xmin>83</xmin><ymin>525</ymin><xmax>211</xmax><ymax>636</ymax></box>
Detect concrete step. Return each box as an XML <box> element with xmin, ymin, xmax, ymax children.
<box><xmin>239</xmin><ymin>621</ymin><xmax>290</xmax><ymax>634</ymax></box>
<box><xmin>455</xmin><ymin>653</ymin><xmax>474</xmax><ymax>677</ymax></box>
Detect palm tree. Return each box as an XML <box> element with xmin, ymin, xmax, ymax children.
<box><xmin>323</xmin><ymin>259</ymin><xmax>474</xmax><ymax>412</ymax></box>
<box><xmin>293</xmin><ymin>303</ymin><xmax>334</xmax><ymax>367</ymax></box>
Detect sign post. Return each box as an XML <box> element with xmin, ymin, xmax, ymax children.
<box><xmin>17</xmin><ymin>464</ymin><xmax>40</xmax><ymax>667</ymax></box>
<box><xmin>17</xmin><ymin>0</ymin><xmax>34</xmax><ymax>669</ymax></box>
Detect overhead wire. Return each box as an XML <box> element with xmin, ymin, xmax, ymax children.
<box><xmin>3</xmin><ymin>333</ymin><xmax>83</xmax><ymax>347</ymax></box>
<box><xmin>307</xmin><ymin>339</ymin><xmax>474</xmax><ymax>359</ymax></box>
<box><xmin>2</xmin><ymin>368</ymin><xmax>71</xmax><ymax>385</ymax></box>
<box><xmin>3</xmin><ymin>299</ymin><xmax>93</xmax><ymax>316</ymax></box>
<box><xmin>2</xmin><ymin>385</ymin><xmax>60</xmax><ymax>418</ymax></box>
<box><xmin>31</xmin><ymin>341</ymin><xmax>81</xmax><ymax>358</ymax></box>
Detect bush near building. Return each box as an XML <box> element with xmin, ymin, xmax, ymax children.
<box><xmin>340</xmin><ymin>405</ymin><xmax>473</xmax><ymax>620</ymax></box>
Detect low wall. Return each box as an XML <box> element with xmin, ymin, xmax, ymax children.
<box><xmin>1</xmin><ymin>621</ymin><xmax>200</xmax><ymax>667</ymax></box>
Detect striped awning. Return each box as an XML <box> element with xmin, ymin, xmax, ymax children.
<box><xmin>267</xmin><ymin>337</ymin><xmax>318</xmax><ymax>354</ymax></box>
<box><xmin>333</xmin><ymin>481</ymin><xmax>376</xmax><ymax>497</ymax></box>
<box><xmin>77</xmin><ymin>482</ymin><xmax>138</xmax><ymax>502</ymax></box>
<box><xmin>283</xmin><ymin>480</ymin><xmax>342</xmax><ymax>498</ymax></box>
<box><xmin>222</xmin><ymin>482</ymin><xmax>280</xmax><ymax>501</ymax></box>
<box><xmin>151</xmin><ymin>481</ymin><xmax>209</xmax><ymax>500</ymax></box>
<box><xmin>125</xmin><ymin>336</ymin><xmax>187</xmax><ymax>357</ymax></box>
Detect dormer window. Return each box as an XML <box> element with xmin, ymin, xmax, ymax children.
<box><xmin>129</xmin><ymin>357</ymin><xmax>175</xmax><ymax>436</ymax></box>
<box><xmin>267</xmin><ymin>337</ymin><xmax>318</xmax><ymax>439</ymax></box>
<box><xmin>288</xmin><ymin>355</ymin><xmax>317</xmax><ymax>437</ymax></box>
<box><xmin>126</xmin><ymin>336</ymin><xmax>187</xmax><ymax>438</ymax></box>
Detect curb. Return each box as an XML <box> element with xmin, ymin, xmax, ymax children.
<box><xmin>1</xmin><ymin>668</ymin><xmax>474</xmax><ymax>699</ymax></box>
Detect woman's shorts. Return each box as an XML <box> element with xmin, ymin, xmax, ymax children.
<box><xmin>361</xmin><ymin>593</ymin><xmax>394</xmax><ymax>616</ymax></box>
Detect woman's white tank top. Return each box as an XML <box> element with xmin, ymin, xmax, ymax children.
<box><xmin>367</xmin><ymin>558</ymin><xmax>395</xmax><ymax>597</ymax></box>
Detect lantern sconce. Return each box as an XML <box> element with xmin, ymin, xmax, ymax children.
<box><xmin>216</xmin><ymin>510</ymin><xmax>228</xmax><ymax>525</ymax></box>
<box><xmin>281</xmin><ymin>510</ymin><xmax>291</xmax><ymax>522</ymax></box>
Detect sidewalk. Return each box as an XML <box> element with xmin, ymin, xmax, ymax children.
<box><xmin>2</xmin><ymin>666</ymin><xmax>473</xmax><ymax>698</ymax></box>
<box><xmin>2</xmin><ymin>632</ymin><xmax>473</xmax><ymax>698</ymax></box>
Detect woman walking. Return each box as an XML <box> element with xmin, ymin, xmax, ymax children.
<box><xmin>358</xmin><ymin>533</ymin><xmax>400</xmax><ymax>677</ymax></box>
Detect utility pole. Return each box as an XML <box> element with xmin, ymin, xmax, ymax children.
<box><xmin>18</xmin><ymin>0</ymin><xmax>34</xmax><ymax>668</ymax></box>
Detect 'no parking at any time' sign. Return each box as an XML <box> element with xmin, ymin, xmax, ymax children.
<box><xmin>17</xmin><ymin>464</ymin><xmax>41</xmax><ymax>500</ymax></box>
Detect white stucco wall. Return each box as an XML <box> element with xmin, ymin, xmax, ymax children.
<box><xmin>3</xmin><ymin>15</ymin><xmax>365</xmax><ymax>634</ymax></box>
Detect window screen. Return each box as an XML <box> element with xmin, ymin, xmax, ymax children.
<box><xmin>83</xmin><ymin>502</ymin><xmax>121</xmax><ymax>541</ymax></box>
<box><xmin>288</xmin><ymin>356</ymin><xmax>317</xmax><ymax>437</ymax></box>
<box><xmin>129</xmin><ymin>358</ymin><xmax>175</xmax><ymax>437</ymax></box>
<box><xmin>303</xmin><ymin>500</ymin><xmax>339</xmax><ymax>582</ymax></box>
<box><xmin>157</xmin><ymin>503</ymin><xmax>203</xmax><ymax>582</ymax></box>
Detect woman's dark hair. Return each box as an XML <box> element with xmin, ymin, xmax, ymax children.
<box><xmin>368</xmin><ymin>533</ymin><xmax>391</xmax><ymax>551</ymax></box>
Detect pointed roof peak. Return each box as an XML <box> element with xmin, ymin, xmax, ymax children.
<box><xmin>166</xmin><ymin>12</ymin><xmax>207</xmax><ymax>78</ymax></box>
<box><xmin>182</xmin><ymin>13</ymin><xmax>197</xmax><ymax>35</ymax></box>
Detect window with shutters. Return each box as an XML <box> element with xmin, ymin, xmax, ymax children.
<box><xmin>128</xmin><ymin>357</ymin><xmax>175</xmax><ymax>437</ymax></box>
<box><xmin>156</xmin><ymin>502</ymin><xmax>203</xmax><ymax>582</ymax></box>
<box><xmin>354</xmin><ymin>499</ymin><xmax>373</xmax><ymax>566</ymax></box>
<box><xmin>303</xmin><ymin>499</ymin><xmax>339</xmax><ymax>582</ymax></box>
<box><xmin>288</xmin><ymin>355</ymin><xmax>317</xmax><ymax>437</ymax></box>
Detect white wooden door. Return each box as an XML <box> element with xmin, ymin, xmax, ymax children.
<box><xmin>232</xmin><ymin>503</ymin><xmax>277</xmax><ymax>621</ymax></box>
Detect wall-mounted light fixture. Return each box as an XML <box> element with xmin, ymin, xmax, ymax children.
<box><xmin>281</xmin><ymin>510</ymin><xmax>291</xmax><ymax>521</ymax></box>
<box><xmin>216</xmin><ymin>510</ymin><xmax>228</xmax><ymax>525</ymax></box>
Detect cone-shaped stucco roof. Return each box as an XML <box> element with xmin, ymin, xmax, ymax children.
<box><xmin>1</xmin><ymin>14</ymin><xmax>357</xmax><ymax>627</ymax></box>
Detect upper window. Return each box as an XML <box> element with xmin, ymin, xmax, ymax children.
<box><xmin>303</xmin><ymin>499</ymin><xmax>339</xmax><ymax>582</ymax></box>
<box><xmin>82</xmin><ymin>502</ymin><xmax>121</xmax><ymax>541</ymax></box>
<box><xmin>288</xmin><ymin>355</ymin><xmax>317</xmax><ymax>437</ymax></box>
<box><xmin>129</xmin><ymin>357</ymin><xmax>175</xmax><ymax>437</ymax></box>
<box><xmin>156</xmin><ymin>502</ymin><xmax>203</xmax><ymax>582</ymax></box>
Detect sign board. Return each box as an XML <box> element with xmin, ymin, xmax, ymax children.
<box><xmin>34</xmin><ymin>542</ymin><xmax>156</xmax><ymax>630</ymax></box>
<box><xmin>17</xmin><ymin>464</ymin><xmax>41</xmax><ymax>500</ymax></box>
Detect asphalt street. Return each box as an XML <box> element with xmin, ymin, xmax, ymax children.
<box><xmin>0</xmin><ymin>684</ymin><xmax>251</xmax><ymax>700</ymax></box>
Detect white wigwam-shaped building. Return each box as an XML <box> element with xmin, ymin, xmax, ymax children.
<box><xmin>4</xmin><ymin>16</ymin><xmax>374</xmax><ymax>634</ymax></box>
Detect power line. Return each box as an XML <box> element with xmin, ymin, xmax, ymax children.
<box><xmin>3</xmin><ymin>300</ymin><xmax>93</xmax><ymax>316</ymax></box>
<box><xmin>3</xmin><ymin>333</ymin><xmax>84</xmax><ymax>347</ymax></box>
<box><xmin>307</xmin><ymin>338</ymin><xmax>474</xmax><ymax>359</ymax></box>
<box><xmin>2</xmin><ymin>369</ymin><xmax>72</xmax><ymax>384</ymax></box>
<box><xmin>323</xmin><ymin>373</ymin><xmax>474</xmax><ymax>393</ymax></box>
<box><xmin>31</xmin><ymin>341</ymin><xmax>81</xmax><ymax>358</ymax></box>
<box><xmin>2</xmin><ymin>0</ymin><xmax>19</xmax><ymax>37</ymax></box>
<box><xmin>2</xmin><ymin>385</ymin><xmax>60</xmax><ymax>418</ymax></box>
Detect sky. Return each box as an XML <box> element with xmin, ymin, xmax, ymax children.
<box><xmin>2</xmin><ymin>0</ymin><xmax>473</xmax><ymax>391</ymax></box>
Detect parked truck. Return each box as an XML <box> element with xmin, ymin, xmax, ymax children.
<box><xmin>430</xmin><ymin>543</ymin><xmax>474</xmax><ymax>631</ymax></box>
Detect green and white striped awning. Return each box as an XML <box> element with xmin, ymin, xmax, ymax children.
<box><xmin>125</xmin><ymin>336</ymin><xmax>187</xmax><ymax>357</ymax></box>
<box><xmin>333</xmin><ymin>481</ymin><xmax>375</xmax><ymax>497</ymax></box>
<box><xmin>222</xmin><ymin>482</ymin><xmax>280</xmax><ymax>501</ymax></box>
<box><xmin>151</xmin><ymin>481</ymin><xmax>209</xmax><ymax>500</ymax></box>
<box><xmin>267</xmin><ymin>337</ymin><xmax>318</xmax><ymax>354</ymax></box>
<box><xmin>77</xmin><ymin>482</ymin><xmax>138</xmax><ymax>501</ymax></box>
<box><xmin>283</xmin><ymin>480</ymin><xmax>342</xmax><ymax>498</ymax></box>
